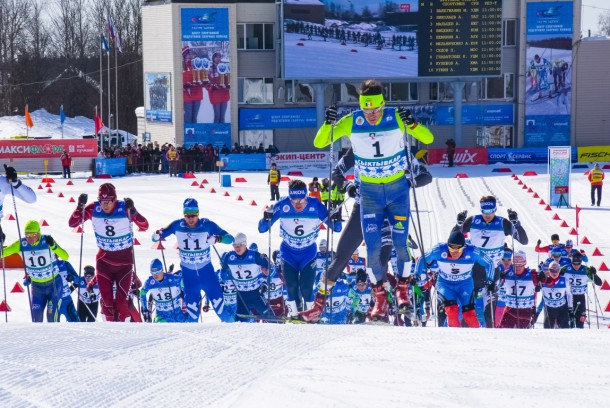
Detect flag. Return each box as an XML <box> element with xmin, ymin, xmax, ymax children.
<box><xmin>94</xmin><ymin>108</ymin><xmax>104</xmax><ymax>134</ymax></box>
<box><xmin>60</xmin><ymin>105</ymin><xmax>65</xmax><ymax>124</ymax></box>
<box><xmin>107</xmin><ymin>17</ymin><xmax>116</xmax><ymax>40</ymax></box>
<box><xmin>576</xmin><ymin>205</ymin><xmax>581</xmax><ymax>228</ymax></box>
<box><xmin>116</xmin><ymin>31</ymin><xmax>122</xmax><ymax>53</ymax></box>
<box><xmin>101</xmin><ymin>33</ymin><xmax>110</xmax><ymax>55</ymax></box>
<box><xmin>25</xmin><ymin>105</ymin><xmax>34</xmax><ymax>128</ymax></box>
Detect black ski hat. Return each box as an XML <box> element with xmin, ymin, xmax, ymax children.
<box><xmin>551</xmin><ymin>233</ymin><xmax>560</xmax><ymax>241</ymax></box>
<box><xmin>448</xmin><ymin>230</ymin><xmax>466</xmax><ymax>247</ymax></box>
<box><xmin>571</xmin><ymin>252</ymin><xmax>583</xmax><ymax>263</ymax></box>
<box><xmin>355</xmin><ymin>268</ymin><xmax>368</xmax><ymax>283</ymax></box>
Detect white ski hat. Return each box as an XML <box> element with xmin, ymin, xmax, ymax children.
<box><xmin>513</xmin><ymin>250</ymin><xmax>527</xmax><ymax>266</ymax></box>
<box><xmin>234</xmin><ymin>232</ymin><xmax>247</xmax><ymax>245</ymax></box>
<box><xmin>319</xmin><ymin>239</ymin><xmax>327</xmax><ymax>249</ymax></box>
<box><xmin>548</xmin><ymin>261</ymin><xmax>561</xmax><ymax>272</ymax></box>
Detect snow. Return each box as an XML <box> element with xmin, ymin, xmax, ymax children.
<box><xmin>1</xmin><ymin>163</ymin><xmax>610</xmax><ymax>406</ymax></box>
<box><xmin>0</xmin><ymin>108</ymin><xmax>136</xmax><ymax>142</ymax></box>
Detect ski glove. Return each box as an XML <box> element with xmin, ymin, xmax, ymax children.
<box><xmin>263</xmin><ymin>208</ymin><xmax>274</xmax><ymax>221</ymax></box>
<box><xmin>124</xmin><ymin>197</ymin><xmax>135</xmax><ymax>213</ymax></box>
<box><xmin>536</xmin><ymin>239</ymin><xmax>542</xmax><ymax>246</ymax></box>
<box><xmin>0</xmin><ymin>226</ymin><xmax>5</xmax><ymax>244</ymax></box>
<box><xmin>78</xmin><ymin>193</ymin><xmax>88</xmax><ymax>209</ymax></box>
<box><xmin>345</xmin><ymin>182</ymin><xmax>358</xmax><ymax>198</ymax></box>
<box><xmin>206</xmin><ymin>235</ymin><xmax>220</xmax><ymax>246</ymax></box>
<box><xmin>4</xmin><ymin>165</ymin><xmax>17</xmax><ymax>183</ymax></box>
<box><xmin>537</xmin><ymin>271</ymin><xmax>547</xmax><ymax>284</ymax></box>
<box><xmin>330</xmin><ymin>207</ymin><xmax>342</xmax><ymax>222</ymax></box>
<box><xmin>152</xmin><ymin>230</ymin><xmax>162</xmax><ymax>242</ymax></box>
<box><xmin>66</xmin><ymin>274</ymin><xmax>74</xmax><ymax>283</ymax></box>
<box><xmin>588</xmin><ymin>266</ymin><xmax>597</xmax><ymax>275</ymax></box>
<box><xmin>89</xmin><ymin>292</ymin><xmax>97</xmax><ymax>302</ymax></box>
<box><xmin>24</xmin><ymin>276</ymin><xmax>31</xmax><ymax>286</ymax></box>
<box><xmin>485</xmin><ymin>280</ymin><xmax>496</xmax><ymax>292</ymax></box>
<box><xmin>456</xmin><ymin>210</ymin><xmax>468</xmax><ymax>226</ymax></box>
<box><xmin>142</xmin><ymin>310</ymin><xmax>152</xmax><ymax>323</ymax></box>
<box><xmin>507</xmin><ymin>208</ymin><xmax>518</xmax><ymax>224</ymax></box>
<box><xmin>45</xmin><ymin>235</ymin><xmax>56</xmax><ymax>249</ymax></box>
<box><xmin>397</xmin><ymin>107</ymin><xmax>415</xmax><ymax>125</ymax></box>
<box><xmin>324</xmin><ymin>105</ymin><xmax>338</xmax><ymax>124</ymax></box>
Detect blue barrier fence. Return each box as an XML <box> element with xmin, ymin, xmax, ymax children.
<box><xmin>95</xmin><ymin>158</ymin><xmax>126</xmax><ymax>176</ymax></box>
<box><xmin>487</xmin><ymin>147</ymin><xmax>578</xmax><ymax>164</ymax></box>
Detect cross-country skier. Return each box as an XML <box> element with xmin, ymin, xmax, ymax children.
<box><xmin>140</xmin><ymin>259</ymin><xmax>187</xmax><ymax>323</ymax></box>
<box><xmin>453</xmin><ymin>195</ymin><xmax>529</xmax><ymax>327</ymax></box>
<box><xmin>416</xmin><ymin>231</ymin><xmax>494</xmax><ymax>328</ymax></box>
<box><xmin>351</xmin><ymin>269</ymin><xmax>372</xmax><ymax>324</ymax></box>
<box><xmin>77</xmin><ymin>266</ymin><xmax>99</xmax><ymax>322</ymax></box>
<box><xmin>345</xmin><ymin>248</ymin><xmax>366</xmax><ymax>286</ymax></box>
<box><xmin>258</xmin><ymin>179</ymin><xmax>342</xmax><ymax>318</ymax></box>
<box><xmin>0</xmin><ymin>165</ymin><xmax>37</xmax><ymax>243</ymax></box>
<box><xmin>498</xmin><ymin>250</ymin><xmax>539</xmax><ymax>328</ymax></box>
<box><xmin>52</xmin><ymin>258</ymin><xmax>80</xmax><ymax>322</ymax></box>
<box><xmin>221</xmin><ymin>232</ymin><xmax>271</xmax><ymax>322</ymax></box>
<box><xmin>152</xmin><ymin>198</ymin><xmax>234</xmax><ymax>322</ymax></box>
<box><xmin>313</xmin><ymin>79</ymin><xmax>434</xmax><ymax>321</ymax></box>
<box><xmin>538</xmin><ymin>261</ymin><xmax>572</xmax><ymax>329</ymax></box>
<box><xmin>562</xmin><ymin>252</ymin><xmax>601</xmax><ymax>328</ymax></box>
<box><xmin>3</xmin><ymin>220</ymin><xmax>68</xmax><ymax>322</ymax></box>
<box><xmin>69</xmin><ymin>183</ymin><xmax>148</xmax><ymax>322</ymax></box>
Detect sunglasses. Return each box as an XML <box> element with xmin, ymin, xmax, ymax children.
<box><xmin>290</xmin><ymin>197</ymin><xmax>307</xmax><ymax>204</ymax></box>
<box><xmin>151</xmin><ymin>269</ymin><xmax>163</xmax><ymax>275</ymax></box>
<box><xmin>549</xmin><ymin>268</ymin><xmax>560</xmax><ymax>273</ymax></box>
<box><xmin>571</xmin><ymin>261</ymin><xmax>582</xmax><ymax>265</ymax></box>
<box><xmin>448</xmin><ymin>244</ymin><xmax>464</xmax><ymax>251</ymax></box>
<box><xmin>362</xmin><ymin>107</ymin><xmax>382</xmax><ymax>115</ymax></box>
<box><xmin>184</xmin><ymin>214</ymin><xmax>199</xmax><ymax>219</ymax></box>
<box><xmin>25</xmin><ymin>232</ymin><xmax>39</xmax><ymax>238</ymax></box>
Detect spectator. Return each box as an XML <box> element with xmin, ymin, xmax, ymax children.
<box><xmin>268</xmin><ymin>162</ymin><xmax>281</xmax><ymax>201</ymax></box>
<box><xmin>60</xmin><ymin>149</ymin><xmax>72</xmax><ymax>179</ymax></box>
<box><xmin>166</xmin><ymin>145</ymin><xmax>179</xmax><ymax>177</ymax></box>
<box><xmin>445</xmin><ymin>138</ymin><xmax>456</xmax><ymax>167</ymax></box>
<box><xmin>588</xmin><ymin>163</ymin><xmax>604</xmax><ymax>207</ymax></box>
<box><xmin>308</xmin><ymin>177</ymin><xmax>322</xmax><ymax>201</ymax></box>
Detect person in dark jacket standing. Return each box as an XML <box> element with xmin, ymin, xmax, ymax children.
<box><xmin>445</xmin><ymin>138</ymin><xmax>456</xmax><ymax>167</ymax></box>
<box><xmin>60</xmin><ymin>149</ymin><xmax>72</xmax><ymax>178</ymax></box>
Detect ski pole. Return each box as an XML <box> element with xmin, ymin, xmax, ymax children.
<box><xmin>6</xmin><ymin>168</ymin><xmax>33</xmax><ymax>322</ymax></box>
<box><xmin>1</xmin><ymin>242</ymin><xmax>7</xmax><ymax>323</ymax></box>
<box><xmin>160</xmin><ymin>246</ymin><xmax>168</xmax><ymax>274</ymax></box>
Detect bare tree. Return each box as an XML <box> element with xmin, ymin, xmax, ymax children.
<box><xmin>48</xmin><ymin>0</ymin><xmax>92</xmax><ymax>64</ymax></box>
<box><xmin>598</xmin><ymin>12</ymin><xmax>610</xmax><ymax>36</ymax></box>
<box><xmin>0</xmin><ymin>0</ymin><xmax>32</xmax><ymax>114</ymax></box>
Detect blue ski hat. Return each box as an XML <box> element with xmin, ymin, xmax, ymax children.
<box><xmin>183</xmin><ymin>198</ymin><xmax>199</xmax><ymax>214</ymax></box>
<box><xmin>150</xmin><ymin>258</ymin><xmax>163</xmax><ymax>274</ymax></box>
<box><xmin>288</xmin><ymin>187</ymin><xmax>307</xmax><ymax>200</ymax></box>
<box><xmin>249</xmin><ymin>243</ymin><xmax>258</xmax><ymax>251</ymax></box>
<box><xmin>502</xmin><ymin>248</ymin><xmax>513</xmax><ymax>260</ymax></box>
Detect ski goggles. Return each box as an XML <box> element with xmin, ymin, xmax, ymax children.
<box><xmin>184</xmin><ymin>214</ymin><xmax>199</xmax><ymax>219</ymax></box>
<box><xmin>362</xmin><ymin>106</ymin><xmax>383</xmax><ymax>115</ymax></box>
<box><xmin>150</xmin><ymin>268</ymin><xmax>163</xmax><ymax>275</ymax></box>
<box><xmin>448</xmin><ymin>244</ymin><xmax>464</xmax><ymax>252</ymax></box>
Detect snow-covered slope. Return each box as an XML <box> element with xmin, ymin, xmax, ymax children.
<box><xmin>0</xmin><ymin>164</ymin><xmax>609</xmax><ymax>406</ymax></box>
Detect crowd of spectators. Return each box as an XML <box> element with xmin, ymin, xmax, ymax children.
<box><xmin>97</xmin><ymin>141</ymin><xmax>281</xmax><ymax>174</ymax></box>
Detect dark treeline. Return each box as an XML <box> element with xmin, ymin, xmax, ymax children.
<box><xmin>0</xmin><ymin>0</ymin><xmax>143</xmax><ymax>134</ymax></box>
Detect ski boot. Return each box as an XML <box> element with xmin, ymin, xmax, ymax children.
<box><xmin>370</xmin><ymin>282</ymin><xmax>389</xmax><ymax>321</ymax></box>
<box><xmin>299</xmin><ymin>281</ymin><xmax>334</xmax><ymax>323</ymax></box>
<box><xmin>395</xmin><ymin>278</ymin><xmax>412</xmax><ymax>313</ymax></box>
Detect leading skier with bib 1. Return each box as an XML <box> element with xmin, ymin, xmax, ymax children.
<box><xmin>313</xmin><ymin>79</ymin><xmax>434</xmax><ymax>320</ymax></box>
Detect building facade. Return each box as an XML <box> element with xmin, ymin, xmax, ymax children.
<box><xmin>142</xmin><ymin>0</ymin><xmax>609</xmax><ymax>152</ymax></box>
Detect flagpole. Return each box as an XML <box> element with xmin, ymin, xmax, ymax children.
<box><xmin>107</xmin><ymin>36</ymin><xmax>111</xmax><ymax>151</ymax></box>
<box><xmin>25</xmin><ymin>105</ymin><xmax>29</xmax><ymax>138</ymax></box>
<box><xmin>114</xmin><ymin>36</ymin><xmax>119</xmax><ymax>146</ymax></box>
<box><xmin>99</xmin><ymin>32</ymin><xmax>103</xmax><ymax>149</ymax></box>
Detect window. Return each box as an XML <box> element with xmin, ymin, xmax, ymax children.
<box><xmin>331</xmin><ymin>83</ymin><xmax>361</xmax><ymax>104</ymax></box>
<box><xmin>238</xmin><ymin>78</ymin><xmax>274</xmax><ymax>104</ymax></box>
<box><xmin>237</xmin><ymin>23</ymin><xmax>274</xmax><ymax>50</ymax></box>
<box><xmin>383</xmin><ymin>82</ymin><xmax>418</xmax><ymax>102</ymax></box>
<box><xmin>429</xmin><ymin>82</ymin><xmax>464</xmax><ymax>102</ymax></box>
<box><xmin>480</xmin><ymin>74</ymin><xmax>514</xmax><ymax>99</ymax></box>
<box><xmin>503</xmin><ymin>19</ymin><xmax>517</xmax><ymax>47</ymax></box>
<box><xmin>283</xmin><ymin>80</ymin><xmax>315</xmax><ymax>103</ymax></box>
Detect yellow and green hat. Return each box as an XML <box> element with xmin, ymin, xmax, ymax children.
<box><xmin>25</xmin><ymin>220</ymin><xmax>41</xmax><ymax>234</ymax></box>
<box><xmin>359</xmin><ymin>93</ymin><xmax>385</xmax><ymax>110</ymax></box>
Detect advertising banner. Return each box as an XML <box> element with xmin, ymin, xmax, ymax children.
<box><xmin>219</xmin><ymin>154</ymin><xmax>266</xmax><ymax>171</ymax></box>
<box><xmin>576</xmin><ymin>146</ymin><xmax>610</xmax><ymax>162</ymax></box>
<box><xmin>524</xmin><ymin>2</ymin><xmax>573</xmax><ymax>147</ymax></box>
<box><xmin>426</xmin><ymin>147</ymin><xmax>488</xmax><ymax>166</ymax></box>
<box><xmin>95</xmin><ymin>158</ymin><xmax>127</xmax><ymax>176</ymax></box>
<box><xmin>0</xmin><ymin>139</ymin><xmax>98</xmax><ymax>159</ymax></box>
<box><xmin>145</xmin><ymin>73</ymin><xmax>172</xmax><ymax>123</ymax></box>
<box><xmin>239</xmin><ymin>108</ymin><xmax>317</xmax><ymax>130</ymax></box>
<box><xmin>266</xmin><ymin>152</ymin><xmax>337</xmax><ymax>169</ymax></box>
<box><xmin>181</xmin><ymin>8</ymin><xmax>231</xmax><ymax>147</ymax></box>
<box><xmin>548</xmin><ymin>146</ymin><xmax>571</xmax><ymax>207</ymax></box>
<box><xmin>434</xmin><ymin>105</ymin><xmax>514</xmax><ymax>126</ymax></box>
